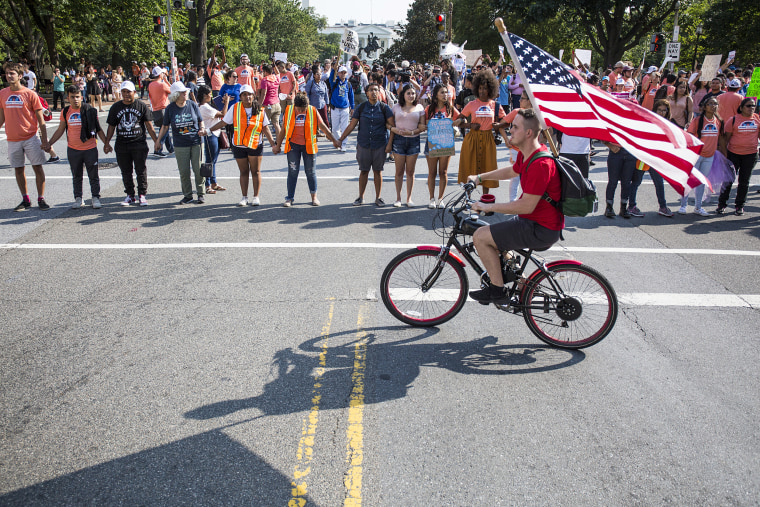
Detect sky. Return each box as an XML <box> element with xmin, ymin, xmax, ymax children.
<box><xmin>306</xmin><ymin>0</ymin><xmax>413</xmax><ymax>26</ymax></box>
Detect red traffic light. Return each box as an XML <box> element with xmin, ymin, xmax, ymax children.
<box><xmin>436</xmin><ymin>14</ymin><xmax>444</xmax><ymax>23</ymax></box>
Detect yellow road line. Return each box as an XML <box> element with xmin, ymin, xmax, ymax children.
<box><xmin>289</xmin><ymin>298</ymin><xmax>335</xmax><ymax>507</ymax></box>
<box><xmin>344</xmin><ymin>303</ymin><xmax>369</xmax><ymax>507</ymax></box>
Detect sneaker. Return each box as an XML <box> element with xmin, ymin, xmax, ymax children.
<box><xmin>437</xmin><ymin>200</ymin><xmax>446</xmax><ymax>209</ymax></box>
<box><xmin>237</xmin><ymin>197</ymin><xmax>249</xmax><ymax>207</ymax></box>
<box><xmin>428</xmin><ymin>199</ymin><xmax>437</xmax><ymax>209</ymax></box>
<box><xmin>46</xmin><ymin>156</ymin><xmax>60</xmax><ymax>163</ymax></box>
<box><xmin>179</xmin><ymin>196</ymin><xmax>194</xmax><ymax>205</ymax></box>
<box><xmin>469</xmin><ymin>284</ymin><xmax>509</xmax><ymax>304</ymax></box>
<box><xmin>339</xmin><ymin>146</ymin><xmax>346</xmax><ymax>153</ymax></box>
<box><xmin>694</xmin><ymin>208</ymin><xmax>709</xmax><ymax>217</ymax></box>
<box><xmin>677</xmin><ymin>205</ymin><xmax>688</xmax><ymax>215</ymax></box>
<box><xmin>121</xmin><ymin>196</ymin><xmax>136</xmax><ymax>206</ymax></box>
<box><xmin>154</xmin><ymin>150</ymin><xmax>167</xmax><ymax>158</ymax></box>
<box><xmin>14</xmin><ymin>200</ymin><xmax>31</xmax><ymax>212</ymax></box>
<box><xmin>604</xmin><ymin>204</ymin><xmax>615</xmax><ymax>218</ymax></box>
<box><xmin>37</xmin><ymin>198</ymin><xmax>50</xmax><ymax>211</ymax></box>
<box><xmin>715</xmin><ymin>206</ymin><xmax>726</xmax><ymax>214</ymax></box>
<box><xmin>92</xmin><ymin>197</ymin><xmax>102</xmax><ymax>209</ymax></box>
<box><xmin>393</xmin><ymin>200</ymin><xmax>402</xmax><ymax>207</ymax></box>
<box><xmin>628</xmin><ymin>206</ymin><xmax>644</xmax><ymax>217</ymax></box>
<box><xmin>658</xmin><ymin>206</ymin><xmax>674</xmax><ymax>217</ymax></box>
<box><xmin>406</xmin><ymin>200</ymin><xmax>415</xmax><ymax>207</ymax></box>
<box><xmin>353</xmin><ymin>197</ymin><xmax>364</xmax><ymax>206</ymax></box>
<box><xmin>250</xmin><ymin>196</ymin><xmax>260</xmax><ymax>206</ymax></box>
<box><xmin>375</xmin><ymin>197</ymin><xmax>385</xmax><ymax>207</ymax></box>
<box><xmin>735</xmin><ymin>207</ymin><xmax>744</xmax><ymax>216</ymax></box>
<box><xmin>138</xmin><ymin>195</ymin><xmax>148</xmax><ymax>206</ymax></box>
<box><xmin>311</xmin><ymin>198</ymin><xmax>320</xmax><ymax>206</ymax></box>
<box><xmin>283</xmin><ymin>199</ymin><xmax>293</xmax><ymax>207</ymax></box>
<box><xmin>71</xmin><ymin>197</ymin><xmax>83</xmax><ymax>209</ymax></box>
<box><xmin>196</xmin><ymin>195</ymin><xmax>205</xmax><ymax>204</ymax></box>
<box><xmin>619</xmin><ymin>204</ymin><xmax>631</xmax><ymax>219</ymax></box>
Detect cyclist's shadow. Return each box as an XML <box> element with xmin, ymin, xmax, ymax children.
<box><xmin>183</xmin><ymin>328</ymin><xmax>585</xmax><ymax>421</ymax></box>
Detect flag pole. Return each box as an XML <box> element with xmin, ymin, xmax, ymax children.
<box><xmin>494</xmin><ymin>18</ymin><xmax>559</xmax><ymax>157</ymax></box>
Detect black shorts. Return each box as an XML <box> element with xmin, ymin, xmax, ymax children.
<box><xmin>232</xmin><ymin>144</ymin><xmax>263</xmax><ymax>159</ymax></box>
<box><xmin>489</xmin><ymin>216</ymin><xmax>561</xmax><ymax>253</ymax></box>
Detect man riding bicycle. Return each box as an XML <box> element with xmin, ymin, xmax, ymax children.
<box><xmin>468</xmin><ymin>109</ymin><xmax>564</xmax><ymax>303</ymax></box>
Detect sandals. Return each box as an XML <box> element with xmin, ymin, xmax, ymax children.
<box><xmin>211</xmin><ymin>184</ymin><xmax>226</xmax><ymax>191</ymax></box>
<box><xmin>206</xmin><ymin>187</ymin><xmax>217</xmax><ymax>194</ymax></box>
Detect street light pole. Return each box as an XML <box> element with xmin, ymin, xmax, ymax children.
<box><xmin>669</xmin><ymin>0</ymin><xmax>680</xmax><ymax>73</ymax></box>
<box><xmin>693</xmin><ymin>24</ymin><xmax>703</xmax><ymax>71</ymax></box>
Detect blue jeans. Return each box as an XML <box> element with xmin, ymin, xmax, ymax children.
<box><xmin>606</xmin><ymin>148</ymin><xmax>636</xmax><ymax>204</ymax></box>
<box><xmin>680</xmin><ymin>155</ymin><xmax>713</xmax><ymax>209</ymax></box>
<box><xmin>204</xmin><ymin>134</ymin><xmax>220</xmax><ymax>186</ymax></box>
<box><xmin>627</xmin><ymin>169</ymin><xmax>645</xmax><ymax>208</ymax></box>
<box><xmin>286</xmin><ymin>143</ymin><xmax>317</xmax><ymax>200</ymax></box>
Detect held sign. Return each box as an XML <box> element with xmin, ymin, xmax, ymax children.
<box><xmin>666</xmin><ymin>43</ymin><xmax>681</xmax><ymax>61</ymax></box>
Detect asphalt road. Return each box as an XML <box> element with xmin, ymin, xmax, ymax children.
<box><xmin>1</xmin><ymin>106</ymin><xmax>759</xmax><ymax>505</ymax></box>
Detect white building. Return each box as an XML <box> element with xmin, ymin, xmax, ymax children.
<box><xmin>320</xmin><ymin>20</ymin><xmax>400</xmax><ymax>63</ymax></box>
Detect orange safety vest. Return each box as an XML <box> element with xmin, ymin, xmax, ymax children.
<box><xmin>232</xmin><ymin>103</ymin><xmax>265</xmax><ymax>148</ymax></box>
<box><xmin>283</xmin><ymin>105</ymin><xmax>318</xmax><ymax>154</ymax></box>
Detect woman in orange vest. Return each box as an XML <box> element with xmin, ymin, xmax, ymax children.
<box><xmin>273</xmin><ymin>91</ymin><xmax>340</xmax><ymax>206</ymax></box>
<box><xmin>211</xmin><ymin>84</ymin><xmax>276</xmax><ymax>206</ymax></box>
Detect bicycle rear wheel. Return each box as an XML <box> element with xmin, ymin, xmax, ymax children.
<box><xmin>381</xmin><ymin>249</ymin><xmax>469</xmax><ymax>327</ymax></box>
<box><xmin>521</xmin><ymin>263</ymin><xmax>618</xmax><ymax>349</ymax></box>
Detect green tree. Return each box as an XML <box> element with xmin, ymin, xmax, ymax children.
<box><xmin>384</xmin><ymin>0</ymin><xmax>447</xmax><ymax>63</ymax></box>
<box><xmin>494</xmin><ymin>0</ymin><xmax>681</xmax><ymax>67</ymax></box>
<box><xmin>701</xmin><ymin>0</ymin><xmax>760</xmax><ymax>65</ymax></box>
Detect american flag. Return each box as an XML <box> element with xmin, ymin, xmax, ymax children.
<box><xmin>504</xmin><ymin>32</ymin><xmax>708</xmax><ymax>196</ymax></box>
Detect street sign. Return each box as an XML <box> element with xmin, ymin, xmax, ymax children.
<box><xmin>666</xmin><ymin>43</ymin><xmax>680</xmax><ymax>61</ymax></box>
<box><xmin>167</xmin><ymin>40</ymin><xmax>176</xmax><ymax>53</ymax></box>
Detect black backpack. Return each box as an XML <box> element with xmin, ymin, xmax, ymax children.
<box><xmin>348</xmin><ymin>74</ymin><xmax>362</xmax><ymax>95</ymax></box>
<box><xmin>525</xmin><ymin>151</ymin><xmax>598</xmax><ymax>217</ymax></box>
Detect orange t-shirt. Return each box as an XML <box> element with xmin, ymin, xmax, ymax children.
<box><xmin>687</xmin><ymin>115</ymin><xmax>720</xmax><ymax>158</ymax></box>
<box><xmin>0</xmin><ymin>87</ymin><xmax>42</xmax><ymax>142</ymax></box>
<box><xmin>63</xmin><ymin>107</ymin><xmax>97</xmax><ymax>151</ymax></box>
<box><xmin>461</xmin><ymin>99</ymin><xmax>505</xmax><ymax>130</ymax></box>
<box><xmin>207</xmin><ymin>66</ymin><xmax>224</xmax><ymax>91</ymax></box>
<box><xmin>148</xmin><ymin>79</ymin><xmax>170</xmax><ymax>111</ymax></box>
<box><xmin>717</xmin><ymin>92</ymin><xmax>743</xmax><ymax>123</ymax></box>
<box><xmin>504</xmin><ymin>108</ymin><xmax>520</xmax><ymax>124</ymax></box>
<box><xmin>726</xmin><ymin>113</ymin><xmax>760</xmax><ymax>155</ymax></box>
<box><xmin>424</xmin><ymin>104</ymin><xmax>461</xmax><ymax>121</ymax></box>
<box><xmin>290</xmin><ymin>109</ymin><xmax>308</xmax><ymax>145</ymax></box>
<box><xmin>235</xmin><ymin>65</ymin><xmax>256</xmax><ymax>88</ymax></box>
<box><xmin>279</xmin><ymin>71</ymin><xmax>298</xmax><ymax>98</ymax></box>
<box><xmin>641</xmin><ymin>85</ymin><xmax>659</xmax><ymax>111</ymax></box>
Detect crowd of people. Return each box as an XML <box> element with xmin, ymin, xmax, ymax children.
<box><xmin>0</xmin><ymin>51</ymin><xmax>758</xmax><ymax>218</ymax></box>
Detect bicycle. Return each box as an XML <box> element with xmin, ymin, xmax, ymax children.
<box><xmin>380</xmin><ymin>182</ymin><xmax>618</xmax><ymax>349</ymax></box>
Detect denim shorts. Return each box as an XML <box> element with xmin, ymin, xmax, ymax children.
<box><xmin>392</xmin><ymin>135</ymin><xmax>421</xmax><ymax>156</ymax></box>
<box><xmin>232</xmin><ymin>144</ymin><xmax>263</xmax><ymax>159</ymax></box>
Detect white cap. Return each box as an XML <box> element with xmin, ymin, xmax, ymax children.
<box><xmin>170</xmin><ymin>81</ymin><xmax>188</xmax><ymax>93</ymax></box>
<box><xmin>239</xmin><ymin>84</ymin><xmax>255</xmax><ymax>94</ymax></box>
<box><xmin>338</xmin><ymin>66</ymin><xmax>348</xmax><ymax>73</ymax></box>
<box><xmin>647</xmin><ymin>66</ymin><xmax>658</xmax><ymax>73</ymax></box>
<box><xmin>152</xmin><ymin>67</ymin><xmax>167</xmax><ymax>77</ymax></box>
<box><xmin>615</xmin><ymin>78</ymin><xmax>625</xmax><ymax>85</ymax></box>
<box><xmin>240</xmin><ymin>53</ymin><xmax>249</xmax><ymax>60</ymax></box>
<box><xmin>401</xmin><ymin>60</ymin><xmax>410</xmax><ymax>68</ymax></box>
<box><xmin>728</xmin><ymin>78</ymin><xmax>742</xmax><ymax>88</ymax></box>
<box><xmin>121</xmin><ymin>81</ymin><xmax>136</xmax><ymax>92</ymax></box>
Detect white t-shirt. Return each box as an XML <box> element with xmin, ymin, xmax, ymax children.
<box><xmin>222</xmin><ymin>106</ymin><xmax>271</xmax><ymax>146</ymax></box>
<box><xmin>24</xmin><ymin>71</ymin><xmax>37</xmax><ymax>87</ymax></box>
<box><xmin>559</xmin><ymin>134</ymin><xmax>590</xmax><ymax>155</ymax></box>
<box><xmin>199</xmin><ymin>103</ymin><xmax>222</xmax><ymax>137</ymax></box>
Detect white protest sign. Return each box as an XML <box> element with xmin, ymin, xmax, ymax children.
<box><xmin>462</xmin><ymin>49</ymin><xmax>482</xmax><ymax>67</ymax></box>
<box><xmin>453</xmin><ymin>56</ymin><xmax>465</xmax><ymax>73</ymax></box>
<box><xmin>498</xmin><ymin>45</ymin><xmax>504</xmax><ymax>59</ymax></box>
<box><xmin>558</xmin><ymin>49</ymin><xmax>564</xmax><ymax>62</ymax></box>
<box><xmin>701</xmin><ymin>55</ymin><xmax>723</xmax><ymax>81</ymax></box>
<box><xmin>341</xmin><ymin>29</ymin><xmax>359</xmax><ymax>55</ymax></box>
<box><xmin>666</xmin><ymin>43</ymin><xmax>681</xmax><ymax>61</ymax></box>
<box><xmin>728</xmin><ymin>50</ymin><xmax>736</xmax><ymax>61</ymax></box>
<box><xmin>575</xmin><ymin>49</ymin><xmax>592</xmax><ymax>67</ymax></box>
<box><xmin>274</xmin><ymin>52</ymin><xmax>288</xmax><ymax>63</ymax></box>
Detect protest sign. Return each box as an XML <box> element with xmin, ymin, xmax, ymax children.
<box><xmin>728</xmin><ymin>50</ymin><xmax>736</xmax><ymax>62</ymax></box>
<box><xmin>701</xmin><ymin>55</ymin><xmax>723</xmax><ymax>81</ymax></box>
<box><xmin>745</xmin><ymin>68</ymin><xmax>760</xmax><ymax>100</ymax></box>
<box><xmin>558</xmin><ymin>49</ymin><xmax>564</xmax><ymax>62</ymax></box>
<box><xmin>498</xmin><ymin>45</ymin><xmax>504</xmax><ymax>59</ymax></box>
<box><xmin>341</xmin><ymin>29</ymin><xmax>359</xmax><ymax>55</ymax></box>
<box><xmin>274</xmin><ymin>52</ymin><xmax>287</xmax><ymax>63</ymax></box>
<box><xmin>575</xmin><ymin>49</ymin><xmax>592</xmax><ymax>67</ymax></box>
<box><xmin>462</xmin><ymin>49</ymin><xmax>482</xmax><ymax>67</ymax></box>
<box><xmin>427</xmin><ymin>118</ymin><xmax>455</xmax><ymax>157</ymax></box>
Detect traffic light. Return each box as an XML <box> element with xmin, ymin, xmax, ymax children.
<box><xmin>173</xmin><ymin>0</ymin><xmax>195</xmax><ymax>9</ymax></box>
<box><xmin>435</xmin><ymin>13</ymin><xmax>446</xmax><ymax>41</ymax></box>
<box><xmin>650</xmin><ymin>33</ymin><xmax>666</xmax><ymax>53</ymax></box>
<box><xmin>153</xmin><ymin>15</ymin><xmax>166</xmax><ymax>34</ymax></box>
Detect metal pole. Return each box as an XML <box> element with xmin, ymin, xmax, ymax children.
<box><xmin>165</xmin><ymin>0</ymin><xmax>176</xmax><ymax>82</ymax></box>
<box><xmin>692</xmin><ymin>25</ymin><xmax>702</xmax><ymax>70</ymax></box>
<box><xmin>669</xmin><ymin>1</ymin><xmax>680</xmax><ymax>73</ymax></box>
<box><xmin>447</xmin><ymin>0</ymin><xmax>453</xmax><ymax>42</ymax></box>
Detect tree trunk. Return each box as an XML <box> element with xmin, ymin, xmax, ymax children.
<box><xmin>189</xmin><ymin>0</ymin><xmax>209</xmax><ymax>65</ymax></box>
<box><xmin>22</xmin><ymin>0</ymin><xmax>59</xmax><ymax>66</ymax></box>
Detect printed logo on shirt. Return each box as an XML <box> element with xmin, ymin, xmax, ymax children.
<box><xmin>4</xmin><ymin>95</ymin><xmax>24</xmax><ymax>109</ymax></box>
<box><xmin>240</xmin><ymin>69</ymin><xmax>250</xmax><ymax>77</ymax></box>
<box><xmin>738</xmin><ymin>120</ymin><xmax>759</xmax><ymax>133</ymax></box>
<box><xmin>295</xmin><ymin>114</ymin><xmax>306</xmax><ymax>127</ymax></box>
<box><xmin>69</xmin><ymin>112</ymin><xmax>82</xmax><ymax>126</ymax></box>
<box><xmin>281</xmin><ymin>76</ymin><xmax>290</xmax><ymax>83</ymax></box>
<box><xmin>701</xmin><ymin>122</ymin><xmax>718</xmax><ymax>137</ymax></box>
<box><xmin>432</xmin><ymin>111</ymin><xmax>447</xmax><ymax>119</ymax></box>
<box><xmin>475</xmin><ymin>105</ymin><xmax>493</xmax><ymax>117</ymax></box>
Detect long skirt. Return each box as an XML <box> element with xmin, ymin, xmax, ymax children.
<box><xmin>457</xmin><ymin>129</ymin><xmax>499</xmax><ymax>189</ymax></box>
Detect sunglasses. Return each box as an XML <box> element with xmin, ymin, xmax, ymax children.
<box><xmin>743</xmin><ymin>104</ymin><xmax>756</xmax><ymax>108</ymax></box>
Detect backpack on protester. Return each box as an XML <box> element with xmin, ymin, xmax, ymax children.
<box><xmin>525</xmin><ymin>151</ymin><xmax>598</xmax><ymax>217</ymax></box>
<box><xmin>348</xmin><ymin>74</ymin><xmax>362</xmax><ymax>95</ymax></box>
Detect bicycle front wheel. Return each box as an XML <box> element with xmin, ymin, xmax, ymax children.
<box><xmin>522</xmin><ymin>263</ymin><xmax>618</xmax><ymax>349</ymax></box>
<box><xmin>380</xmin><ymin>249</ymin><xmax>469</xmax><ymax>327</ymax></box>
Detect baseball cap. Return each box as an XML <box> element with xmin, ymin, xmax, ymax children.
<box><xmin>614</xmin><ymin>61</ymin><xmax>624</xmax><ymax>68</ymax></box>
<box><xmin>647</xmin><ymin>66</ymin><xmax>658</xmax><ymax>73</ymax></box>
<box><xmin>728</xmin><ymin>78</ymin><xmax>742</xmax><ymax>88</ymax></box>
<box><xmin>602</xmin><ymin>76</ymin><xmax>610</xmax><ymax>81</ymax></box>
<box><xmin>240</xmin><ymin>53</ymin><xmax>249</xmax><ymax>60</ymax></box>
<box><xmin>151</xmin><ymin>67</ymin><xmax>166</xmax><ymax>77</ymax></box>
<box><xmin>338</xmin><ymin>66</ymin><xmax>348</xmax><ymax>73</ymax></box>
<box><xmin>121</xmin><ymin>81</ymin><xmax>136</xmax><ymax>92</ymax></box>
<box><xmin>239</xmin><ymin>84</ymin><xmax>254</xmax><ymax>94</ymax></box>
<box><xmin>170</xmin><ymin>81</ymin><xmax>188</xmax><ymax>93</ymax></box>
<box><xmin>615</xmin><ymin>78</ymin><xmax>625</xmax><ymax>85</ymax></box>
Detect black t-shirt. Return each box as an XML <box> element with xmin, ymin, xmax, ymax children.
<box><xmin>107</xmin><ymin>99</ymin><xmax>153</xmax><ymax>150</ymax></box>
